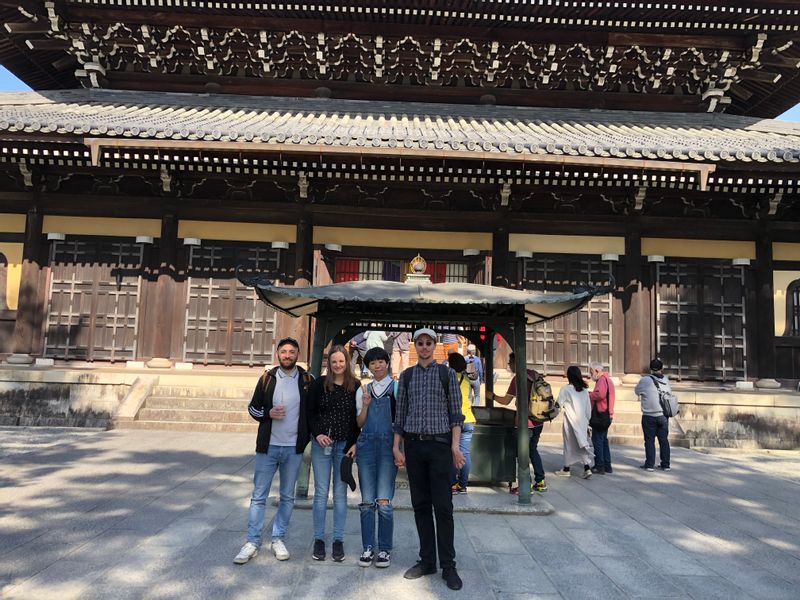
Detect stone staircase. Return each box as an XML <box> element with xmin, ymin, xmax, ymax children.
<box><xmin>534</xmin><ymin>397</ymin><xmax>690</xmax><ymax>448</ymax></box>
<box><xmin>114</xmin><ymin>383</ymin><xmax>259</xmax><ymax>433</ymax></box>
<box><xmin>115</xmin><ymin>376</ymin><xmax>688</xmax><ymax>448</ymax></box>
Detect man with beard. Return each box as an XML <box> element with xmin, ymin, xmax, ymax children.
<box><xmin>234</xmin><ymin>337</ymin><xmax>313</xmax><ymax>565</ymax></box>
<box><xmin>393</xmin><ymin>328</ymin><xmax>465</xmax><ymax>591</ymax></box>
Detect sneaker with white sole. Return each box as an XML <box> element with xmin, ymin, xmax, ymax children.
<box><xmin>554</xmin><ymin>469</ymin><xmax>571</xmax><ymax>478</ymax></box>
<box><xmin>358</xmin><ymin>546</ymin><xmax>374</xmax><ymax>567</ymax></box>
<box><xmin>271</xmin><ymin>539</ymin><xmax>290</xmax><ymax>561</ymax></box>
<box><xmin>233</xmin><ymin>542</ymin><xmax>259</xmax><ymax>565</ymax></box>
<box><xmin>375</xmin><ymin>551</ymin><xmax>391</xmax><ymax>568</ymax></box>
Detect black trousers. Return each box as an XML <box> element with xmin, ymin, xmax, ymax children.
<box><xmin>404</xmin><ymin>439</ymin><xmax>456</xmax><ymax>569</ymax></box>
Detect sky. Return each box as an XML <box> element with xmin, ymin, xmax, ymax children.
<box><xmin>2</xmin><ymin>64</ymin><xmax>800</xmax><ymax>120</ymax></box>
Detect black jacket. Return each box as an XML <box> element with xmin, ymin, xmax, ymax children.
<box><xmin>247</xmin><ymin>366</ymin><xmax>313</xmax><ymax>454</ymax></box>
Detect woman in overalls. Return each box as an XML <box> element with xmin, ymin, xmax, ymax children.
<box><xmin>356</xmin><ymin>346</ymin><xmax>398</xmax><ymax>568</ymax></box>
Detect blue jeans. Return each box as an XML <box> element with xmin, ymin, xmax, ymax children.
<box><xmin>311</xmin><ymin>439</ymin><xmax>348</xmax><ymax>541</ymax></box>
<box><xmin>451</xmin><ymin>423</ymin><xmax>475</xmax><ymax>489</ymax></box>
<box><xmin>591</xmin><ymin>427</ymin><xmax>612</xmax><ymax>469</ymax></box>
<box><xmin>642</xmin><ymin>415</ymin><xmax>670</xmax><ymax>469</ymax></box>
<box><xmin>529</xmin><ymin>425</ymin><xmax>545</xmax><ymax>483</ymax></box>
<box><xmin>468</xmin><ymin>379</ymin><xmax>481</xmax><ymax>405</ymax></box>
<box><xmin>247</xmin><ymin>446</ymin><xmax>303</xmax><ymax>547</ymax></box>
<box><xmin>356</xmin><ymin>432</ymin><xmax>397</xmax><ymax>552</ymax></box>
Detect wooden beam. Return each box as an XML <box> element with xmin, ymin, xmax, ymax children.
<box><xmin>10</xmin><ymin>203</ymin><xmax>43</xmax><ymax>358</ymax></box>
<box><xmin>83</xmin><ymin>138</ymin><xmax>717</xmax><ymax>191</ymax></box>
<box><xmin>4</xmin><ymin>23</ymin><xmax>51</xmax><ymax>34</ymax></box>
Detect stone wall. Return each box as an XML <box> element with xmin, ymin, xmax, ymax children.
<box><xmin>0</xmin><ymin>368</ymin><xmax>134</xmax><ymax>427</ymax></box>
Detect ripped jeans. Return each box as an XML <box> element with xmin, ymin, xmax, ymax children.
<box><xmin>356</xmin><ymin>432</ymin><xmax>397</xmax><ymax>552</ymax></box>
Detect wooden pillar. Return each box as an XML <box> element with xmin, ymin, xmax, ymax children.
<box><xmin>294</xmin><ymin>215</ymin><xmax>313</xmax><ymax>285</ymax></box>
<box><xmin>755</xmin><ymin>232</ymin><xmax>777</xmax><ymax>384</ymax></box>
<box><xmin>492</xmin><ymin>226</ymin><xmax>510</xmax><ymax>288</ymax></box>
<box><xmin>8</xmin><ymin>205</ymin><xmax>43</xmax><ymax>363</ymax></box>
<box><xmin>147</xmin><ymin>213</ymin><xmax>178</xmax><ymax>368</ymax></box>
<box><xmin>622</xmin><ymin>229</ymin><xmax>650</xmax><ymax>380</ymax></box>
<box><xmin>514</xmin><ymin>316</ymin><xmax>532</xmax><ymax>505</ymax></box>
<box><xmin>275</xmin><ymin>216</ymin><xmax>315</xmax><ymax>363</ymax></box>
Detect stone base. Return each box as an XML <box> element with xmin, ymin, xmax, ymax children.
<box><xmin>754</xmin><ymin>378</ymin><xmax>781</xmax><ymax>390</ymax></box>
<box><xmin>622</xmin><ymin>373</ymin><xmax>641</xmax><ymax>384</ymax></box>
<box><xmin>146</xmin><ymin>357</ymin><xmax>173</xmax><ymax>369</ymax></box>
<box><xmin>735</xmin><ymin>380</ymin><xmax>755</xmax><ymax>390</ymax></box>
<box><xmin>5</xmin><ymin>353</ymin><xmax>35</xmax><ymax>365</ymax></box>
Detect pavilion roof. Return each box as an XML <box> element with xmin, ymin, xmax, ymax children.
<box><xmin>241</xmin><ymin>277</ymin><xmax>606</xmax><ymax>325</ymax></box>
<box><xmin>2</xmin><ymin>89</ymin><xmax>800</xmax><ymax>166</ymax></box>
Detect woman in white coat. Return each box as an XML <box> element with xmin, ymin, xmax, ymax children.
<box><xmin>554</xmin><ymin>366</ymin><xmax>594</xmax><ymax>479</ymax></box>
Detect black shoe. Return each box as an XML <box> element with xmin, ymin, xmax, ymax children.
<box><xmin>590</xmin><ymin>467</ymin><xmax>605</xmax><ymax>475</ymax></box>
<box><xmin>639</xmin><ymin>465</ymin><xmax>654</xmax><ymax>472</ymax></box>
<box><xmin>443</xmin><ymin>567</ymin><xmax>463</xmax><ymax>590</ymax></box>
<box><xmin>605</xmin><ymin>466</ymin><xmax>613</xmax><ymax>474</ymax></box>
<box><xmin>657</xmin><ymin>465</ymin><xmax>671</xmax><ymax>471</ymax></box>
<box><xmin>312</xmin><ymin>539</ymin><xmax>325</xmax><ymax>561</ymax></box>
<box><xmin>403</xmin><ymin>561</ymin><xmax>437</xmax><ymax>579</ymax></box>
<box><xmin>332</xmin><ymin>540</ymin><xmax>345</xmax><ymax>562</ymax></box>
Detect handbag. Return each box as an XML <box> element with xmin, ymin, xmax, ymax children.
<box><xmin>589</xmin><ymin>381</ymin><xmax>612</xmax><ymax>431</ymax></box>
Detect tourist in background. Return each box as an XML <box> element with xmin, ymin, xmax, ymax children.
<box><xmin>464</xmin><ymin>344</ymin><xmax>483</xmax><ymax>406</ymax></box>
<box><xmin>485</xmin><ymin>352</ymin><xmax>547</xmax><ymax>493</ymax></box>
<box><xmin>390</xmin><ymin>331</ymin><xmax>411</xmax><ymax>379</ymax></box>
<box><xmin>447</xmin><ymin>352</ymin><xmax>475</xmax><ymax>496</ymax></box>
<box><xmin>635</xmin><ymin>358</ymin><xmax>672</xmax><ymax>472</ymax></box>
<box><xmin>588</xmin><ymin>361</ymin><xmax>615</xmax><ymax>474</ymax></box>
<box><xmin>554</xmin><ymin>366</ymin><xmax>594</xmax><ymax>479</ymax></box>
<box><xmin>308</xmin><ymin>345</ymin><xmax>359</xmax><ymax>562</ymax></box>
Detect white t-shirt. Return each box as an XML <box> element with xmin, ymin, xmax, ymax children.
<box><xmin>270</xmin><ymin>368</ymin><xmax>301</xmax><ymax>447</ymax></box>
<box><xmin>356</xmin><ymin>375</ymin><xmax>393</xmax><ymax>416</ymax></box>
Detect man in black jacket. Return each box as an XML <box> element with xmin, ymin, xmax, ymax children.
<box><xmin>234</xmin><ymin>337</ymin><xmax>313</xmax><ymax>565</ymax></box>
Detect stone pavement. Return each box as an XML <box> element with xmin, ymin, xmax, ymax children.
<box><xmin>1</xmin><ymin>428</ymin><xmax>800</xmax><ymax>599</ymax></box>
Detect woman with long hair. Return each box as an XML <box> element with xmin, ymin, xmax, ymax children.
<box><xmin>308</xmin><ymin>344</ymin><xmax>360</xmax><ymax>562</ymax></box>
<box><xmin>554</xmin><ymin>366</ymin><xmax>594</xmax><ymax>479</ymax></box>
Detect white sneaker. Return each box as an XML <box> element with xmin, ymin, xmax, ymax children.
<box><xmin>554</xmin><ymin>469</ymin><xmax>571</xmax><ymax>478</ymax></box>
<box><xmin>233</xmin><ymin>542</ymin><xmax>259</xmax><ymax>564</ymax></box>
<box><xmin>271</xmin><ymin>539</ymin><xmax>290</xmax><ymax>561</ymax></box>
<box><xmin>358</xmin><ymin>546</ymin><xmax>374</xmax><ymax>567</ymax></box>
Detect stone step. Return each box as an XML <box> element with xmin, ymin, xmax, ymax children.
<box><xmin>137</xmin><ymin>408</ymin><xmax>253</xmax><ymax>424</ymax></box>
<box><xmin>115</xmin><ymin>420</ymin><xmax>258</xmax><ymax>433</ymax></box>
<box><xmin>145</xmin><ymin>397</ymin><xmax>251</xmax><ymax>411</ymax></box>
<box><xmin>538</xmin><ymin>431</ymin><xmax>690</xmax><ymax>448</ymax></box>
<box><xmin>149</xmin><ymin>385</ymin><xmax>252</xmax><ymax>399</ymax></box>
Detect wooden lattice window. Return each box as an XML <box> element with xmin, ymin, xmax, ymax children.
<box><xmin>522</xmin><ymin>255</ymin><xmax>613</xmax><ymax>376</ymax></box>
<box><xmin>334</xmin><ymin>259</ymin><xmax>403</xmax><ymax>282</ymax></box>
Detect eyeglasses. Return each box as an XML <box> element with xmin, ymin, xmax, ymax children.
<box><xmin>415</xmin><ymin>340</ymin><xmax>434</xmax><ymax>347</ymax></box>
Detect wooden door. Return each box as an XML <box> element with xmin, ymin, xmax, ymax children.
<box><xmin>183</xmin><ymin>242</ymin><xmax>279</xmax><ymax>366</ymax></box>
<box><xmin>656</xmin><ymin>261</ymin><xmax>746</xmax><ymax>381</ymax></box>
<box><xmin>522</xmin><ymin>255</ymin><xmax>613</xmax><ymax>376</ymax></box>
<box><xmin>44</xmin><ymin>238</ymin><xmax>143</xmax><ymax>361</ymax></box>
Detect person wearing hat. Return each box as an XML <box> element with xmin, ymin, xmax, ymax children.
<box><xmin>355</xmin><ymin>346</ymin><xmax>398</xmax><ymax>569</ymax></box>
<box><xmin>393</xmin><ymin>328</ymin><xmax>465</xmax><ymax>591</ymax></box>
<box><xmin>464</xmin><ymin>344</ymin><xmax>483</xmax><ymax>406</ymax></box>
<box><xmin>635</xmin><ymin>358</ymin><xmax>672</xmax><ymax>472</ymax></box>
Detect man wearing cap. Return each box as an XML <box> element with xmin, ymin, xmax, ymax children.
<box><xmin>635</xmin><ymin>358</ymin><xmax>672</xmax><ymax>472</ymax></box>
<box><xmin>464</xmin><ymin>344</ymin><xmax>484</xmax><ymax>406</ymax></box>
<box><xmin>393</xmin><ymin>328</ymin><xmax>465</xmax><ymax>591</ymax></box>
<box><xmin>233</xmin><ymin>337</ymin><xmax>313</xmax><ymax>565</ymax></box>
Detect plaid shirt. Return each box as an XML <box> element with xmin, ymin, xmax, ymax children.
<box><xmin>394</xmin><ymin>361</ymin><xmax>464</xmax><ymax>435</ymax></box>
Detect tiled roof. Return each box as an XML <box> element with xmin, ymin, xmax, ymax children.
<box><xmin>2</xmin><ymin>89</ymin><xmax>800</xmax><ymax>164</ymax></box>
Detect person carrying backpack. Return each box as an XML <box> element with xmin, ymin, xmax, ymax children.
<box><xmin>485</xmin><ymin>352</ymin><xmax>548</xmax><ymax>492</ymax></box>
<box><xmin>355</xmin><ymin>346</ymin><xmax>398</xmax><ymax>569</ymax></box>
<box><xmin>634</xmin><ymin>358</ymin><xmax>672</xmax><ymax>472</ymax></box>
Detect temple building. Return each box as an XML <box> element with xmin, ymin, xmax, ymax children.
<box><xmin>0</xmin><ymin>1</ymin><xmax>799</xmax><ymax>387</ymax></box>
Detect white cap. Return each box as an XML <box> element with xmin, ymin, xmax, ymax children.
<box><xmin>467</xmin><ymin>344</ymin><xmax>476</xmax><ymax>352</ymax></box>
<box><xmin>412</xmin><ymin>327</ymin><xmax>437</xmax><ymax>342</ymax></box>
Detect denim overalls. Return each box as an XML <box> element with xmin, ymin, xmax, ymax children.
<box><xmin>356</xmin><ymin>380</ymin><xmax>398</xmax><ymax>552</ymax></box>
